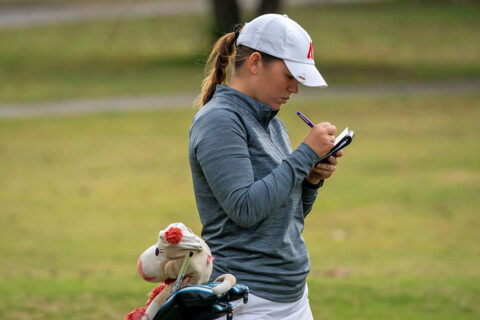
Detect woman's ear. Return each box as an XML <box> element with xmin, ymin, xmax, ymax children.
<box><xmin>247</xmin><ymin>52</ymin><xmax>262</xmax><ymax>75</ymax></box>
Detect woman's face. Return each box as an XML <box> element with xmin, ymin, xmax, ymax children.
<box><xmin>255</xmin><ymin>59</ymin><xmax>299</xmax><ymax>111</ymax></box>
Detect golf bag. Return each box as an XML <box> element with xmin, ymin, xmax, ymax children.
<box><xmin>153</xmin><ymin>282</ymin><xmax>249</xmax><ymax>320</ymax></box>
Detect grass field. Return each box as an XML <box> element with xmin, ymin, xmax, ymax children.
<box><xmin>1</xmin><ymin>90</ymin><xmax>479</xmax><ymax>319</ymax></box>
<box><xmin>1</xmin><ymin>0</ymin><xmax>480</xmax><ymax>319</ymax></box>
<box><xmin>1</xmin><ymin>1</ymin><xmax>480</xmax><ymax>103</ymax></box>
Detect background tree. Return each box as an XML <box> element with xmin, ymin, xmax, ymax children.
<box><xmin>211</xmin><ymin>0</ymin><xmax>281</xmax><ymax>37</ymax></box>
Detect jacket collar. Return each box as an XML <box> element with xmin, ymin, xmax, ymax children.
<box><xmin>214</xmin><ymin>85</ymin><xmax>279</xmax><ymax>130</ymax></box>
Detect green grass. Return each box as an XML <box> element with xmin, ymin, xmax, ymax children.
<box><xmin>0</xmin><ymin>13</ymin><xmax>210</xmax><ymax>103</ymax></box>
<box><xmin>1</xmin><ymin>91</ymin><xmax>479</xmax><ymax>319</ymax></box>
<box><xmin>1</xmin><ymin>0</ymin><xmax>479</xmax><ymax>318</ymax></box>
<box><xmin>1</xmin><ymin>1</ymin><xmax>480</xmax><ymax>103</ymax></box>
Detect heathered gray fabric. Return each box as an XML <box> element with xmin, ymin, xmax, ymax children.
<box><xmin>189</xmin><ymin>85</ymin><xmax>321</xmax><ymax>302</ymax></box>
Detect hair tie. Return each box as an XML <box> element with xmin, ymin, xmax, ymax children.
<box><xmin>234</xmin><ymin>30</ymin><xmax>240</xmax><ymax>45</ymax></box>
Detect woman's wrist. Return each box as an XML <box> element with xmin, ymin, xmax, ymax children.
<box><xmin>303</xmin><ymin>178</ymin><xmax>324</xmax><ymax>189</ymax></box>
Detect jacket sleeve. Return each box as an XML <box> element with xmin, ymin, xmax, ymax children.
<box><xmin>301</xmin><ymin>181</ymin><xmax>322</xmax><ymax>218</ymax></box>
<box><xmin>190</xmin><ymin>109</ymin><xmax>320</xmax><ymax>228</ymax></box>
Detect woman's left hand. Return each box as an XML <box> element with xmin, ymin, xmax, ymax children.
<box><xmin>305</xmin><ymin>150</ymin><xmax>343</xmax><ymax>185</ymax></box>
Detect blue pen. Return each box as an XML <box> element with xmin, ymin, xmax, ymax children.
<box><xmin>296</xmin><ymin>111</ymin><xmax>315</xmax><ymax>128</ymax></box>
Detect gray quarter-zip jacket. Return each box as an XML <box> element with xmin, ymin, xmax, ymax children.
<box><xmin>189</xmin><ymin>85</ymin><xmax>322</xmax><ymax>302</ymax></box>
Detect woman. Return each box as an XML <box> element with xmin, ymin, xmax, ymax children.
<box><xmin>189</xmin><ymin>14</ymin><xmax>343</xmax><ymax>319</ymax></box>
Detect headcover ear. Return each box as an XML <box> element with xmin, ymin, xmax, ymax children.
<box><xmin>158</xmin><ymin>223</ymin><xmax>203</xmax><ymax>251</ymax></box>
<box><xmin>137</xmin><ymin>245</ymin><xmax>168</xmax><ymax>283</ymax></box>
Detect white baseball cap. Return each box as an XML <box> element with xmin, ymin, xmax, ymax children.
<box><xmin>237</xmin><ymin>14</ymin><xmax>327</xmax><ymax>87</ymax></box>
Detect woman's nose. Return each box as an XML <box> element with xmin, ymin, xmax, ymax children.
<box><xmin>289</xmin><ymin>81</ymin><xmax>299</xmax><ymax>94</ymax></box>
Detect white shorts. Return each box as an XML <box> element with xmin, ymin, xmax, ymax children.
<box><xmin>216</xmin><ymin>284</ymin><xmax>313</xmax><ymax>320</ymax></box>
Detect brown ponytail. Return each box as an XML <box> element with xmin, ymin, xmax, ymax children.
<box><xmin>195</xmin><ymin>25</ymin><xmax>280</xmax><ymax>108</ymax></box>
<box><xmin>195</xmin><ymin>29</ymin><xmax>239</xmax><ymax>108</ymax></box>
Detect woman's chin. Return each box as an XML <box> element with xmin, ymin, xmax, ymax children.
<box><xmin>269</xmin><ymin>102</ymin><xmax>283</xmax><ymax>111</ymax></box>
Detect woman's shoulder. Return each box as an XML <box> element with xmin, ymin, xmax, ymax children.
<box><xmin>190</xmin><ymin>100</ymin><xmax>247</xmax><ymax>141</ymax></box>
<box><xmin>193</xmin><ymin>98</ymin><xmax>242</xmax><ymax>126</ymax></box>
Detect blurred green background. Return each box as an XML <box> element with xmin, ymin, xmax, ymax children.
<box><xmin>0</xmin><ymin>0</ymin><xmax>479</xmax><ymax>319</ymax></box>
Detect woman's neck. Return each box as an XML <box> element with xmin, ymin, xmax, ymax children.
<box><xmin>229</xmin><ymin>76</ymin><xmax>257</xmax><ymax>101</ymax></box>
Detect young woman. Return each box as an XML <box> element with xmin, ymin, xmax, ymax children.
<box><xmin>188</xmin><ymin>14</ymin><xmax>343</xmax><ymax>319</ymax></box>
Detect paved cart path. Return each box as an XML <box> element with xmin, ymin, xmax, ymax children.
<box><xmin>1</xmin><ymin>79</ymin><xmax>479</xmax><ymax>119</ymax></box>
<box><xmin>0</xmin><ymin>0</ymin><xmax>380</xmax><ymax>29</ymax></box>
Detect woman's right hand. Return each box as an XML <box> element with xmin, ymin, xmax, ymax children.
<box><xmin>303</xmin><ymin>122</ymin><xmax>337</xmax><ymax>158</ymax></box>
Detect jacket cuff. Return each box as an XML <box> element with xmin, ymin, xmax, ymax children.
<box><xmin>302</xmin><ymin>179</ymin><xmax>324</xmax><ymax>189</ymax></box>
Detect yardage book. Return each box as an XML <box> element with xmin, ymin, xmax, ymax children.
<box><xmin>318</xmin><ymin>127</ymin><xmax>355</xmax><ymax>163</ymax></box>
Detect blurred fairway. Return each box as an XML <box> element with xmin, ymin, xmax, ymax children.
<box><xmin>1</xmin><ymin>0</ymin><xmax>480</xmax><ymax>319</ymax></box>
<box><xmin>1</xmin><ymin>90</ymin><xmax>479</xmax><ymax>319</ymax></box>
<box><xmin>1</xmin><ymin>0</ymin><xmax>480</xmax><ymax>103</ymax></box>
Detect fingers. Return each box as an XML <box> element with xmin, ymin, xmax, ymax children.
<box><xmin>309</xmin><ymin>156</ymin><xmax>339</xmax><ymax>180</ymax></box>
<box><xmin>303</xmin><ymin>121</ymin><xmax>338</xmax><ymax>158</ymax></box>
<box><xmin>310</xmin><ymin>164</ymin><xmax>334</xmax><ymax>179</ymax></box>
<box><xmin>327</xmin><ymin>155</ymin><xmax>338</xmax><ymax>165</ymax></box>
<box><xmin>314</xmin><ymin>162</ymin><xmax>336</xmax><ymax>172</ymax></box>
<box><xmin>335</xmin><ymin>150</ymin><xmax>344</xmax><ymax>158</ymax></box>
<box><xmin>318</xmin><ymin>122</ymin><xmax>337</xmax><ymax>135</ymax></box>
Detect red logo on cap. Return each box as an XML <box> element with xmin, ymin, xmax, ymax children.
<box><xmin>307</xmin><ymin>42</ymin><xmax>314</xmax><ymax>60</ymax></box>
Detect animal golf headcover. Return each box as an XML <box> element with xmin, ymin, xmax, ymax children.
<box><xmin>126</xmin><ymin>223</ymin><xmax>235</xmax><ymax>320</ymax></box>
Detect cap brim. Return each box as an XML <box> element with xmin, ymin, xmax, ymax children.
<box><xmin>284</xmin><ymin>60</ymin><xmax>327</xmax><ymax>87</ymax></box>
